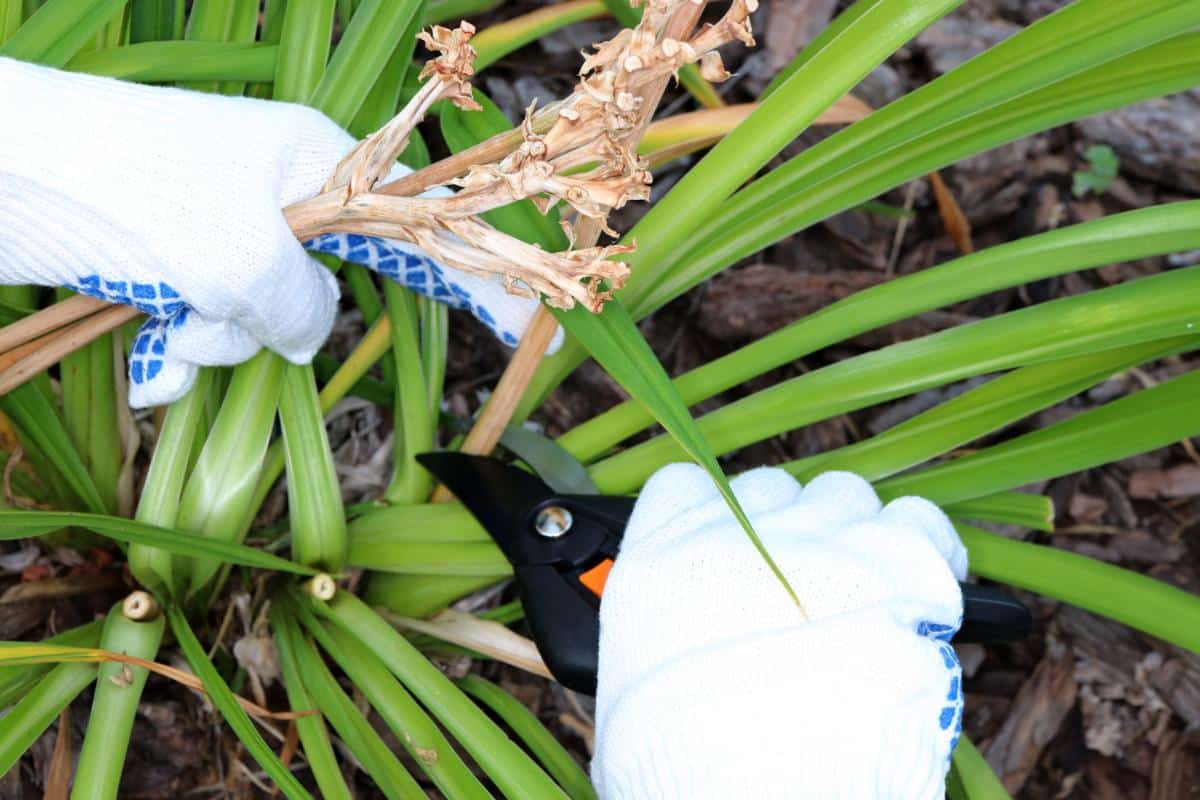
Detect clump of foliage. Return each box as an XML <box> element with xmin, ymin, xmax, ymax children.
<box><xmin>0</xmin><ymin>0</ymin><xmax>1197</xmax><ymax>798</ymax></box>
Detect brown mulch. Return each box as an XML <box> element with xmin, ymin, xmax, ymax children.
<box><xmin>2</xmin><ymin>1</ymin><xmax>1198</xmax><ymax>797</ymax></box>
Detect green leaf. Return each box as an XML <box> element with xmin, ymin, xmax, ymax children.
<box><xmin>472</xmin><ymin>0</ymin><xmax>604</xmax><ymax>72</ymax></box>
<box><xmin>129</xmin><ymin>0</ymin><xmax>185</xmax><ymax>43</ymax></box>
<box><xmin>0</xmin><ymin>510</ymin><xmax>317</xmax><ymax>575</ymax></box>
<box><xmin>286</xmin><ymin>595</ymin><xmax>491</xmax><ymax>799</ymax></box>
<box><xmin>270</xmin><ymin>607</ymin><xmax>354</xmax><ymax>800</ymax></box>
<box><xmin>0</xmin><ymin>0</ymin><xmax>128</xmax><ymax>65</ymax></box>
<box><xmin>66</xmin><ymin>41</ymin><xmax>277</xmax><ymax>81</ymax></box>
<box><xmin>782</xmin><ymin>337</ymin><xmax>1198</xmax><ymax>484</ymax></box>
<box><xmin>319</xmin><ymin>591</ymin><xmax>569</xmax><ymax>799</ymax></box>
<box><xmin>278</xmin><ymin>364</ymin><xmax>348</xmax><ymax>571</ymax></box>
<box><xmin>518</xmin><ymin>31</ymin><xmax>1200</xmax><ymax>417</ymax></box>
<box><xmin>945</xmin><ymin>493</ymin><xmax>1054</xmax><ymax>533</ymax></box>
<box><xmin>0</xmin><ymin>621</ymin><xmax>102</xmax><ymax>710</ymax></box>
<box><xmin>1072</xmin><ymin>144</ymin><xmax>1120</xmax><ymax>198</ymax></box>
<box><xmin>959</xmin><ymin>523</ymin><xmax>1200</xmax><ymax>654</ymax></box>
<box><xmin>500</xmin><ymin>425</ymin><xmax>598</xmax><ymax>494</ymax></box>
<box><xmin>555</xmin><ymin>298</ymin><xmax>804</xmax><ymax>610</ymax></box>
<box><xmin>0</xmin><ymin>662</ymin><xmax>96</xmax><ymax>777</ymax></box>
<box><xmin>623</xmin><ymin>0</ymin><xmax>966</xmax><ymax>300</ymax></box>
<box><xmin>588</xmin><ymin>266</ymin><xmax>1200</xmax><ymax>493</ymax></box>
<box><xmin>1</xmin><ymin>383</ymin><xmax>107</xmax><ymax>514</ymax></box>
<box><xmin>310</xmin><ymin>0</ymin><xmax>424</xmax><ymax>127</ymax></box>
<box><xmin>951</xmin><ymin>736</ymin><xmax>1011</xmax><ymax>800</ymax></box>
<box><xmin>274</xmin><ymin>0</ymin><xmax>334</xmax><ymax>103</ymax></box>
<box><xmin>877</xmin><ymin>365</ymin><xmax>1200</xmax><ymax>508</ymax></box>
<box><xmin>167</xmin><ymin>606</ymin><xmax>312</xmax><ymax>800</ymax></box>
<box><xmin>457</xmin><ymin>675</ymin><xmax>597</xmax><ymax>800</ymax></box>
<box><xmin>274</xmin><ymin>607</ymin><xmax>425</xmax><ymax>800</ymax></box>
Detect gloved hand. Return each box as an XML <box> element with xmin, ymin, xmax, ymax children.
<box><xmin>593</xmin><ymin>465</ymin><xmax>968</xmax><ymax>799</ymax></box>
<box><xmin>0</xmin><ymin>56</ymin><xmax>555</xmax><ymax>408</ymax></box>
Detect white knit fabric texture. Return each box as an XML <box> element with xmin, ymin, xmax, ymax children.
<box><xmin>593</xmin><ymin>465</ymin><xmax>968</xmax><ymax>800</ymax></box>
<box><xmin>0</xmin><ymin>57</ymin><xmax>555</xmax><ymax>407</ymax></box>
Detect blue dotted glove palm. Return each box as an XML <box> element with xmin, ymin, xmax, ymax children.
<box><xmin>592</xmin><ymin>465</ymin><xmax>967</xmax><ymax>800</ymax></box>
<box><xmin>0</xmin><ymin>56</ymin><xmax>555</xmax><ymax>408</ymax></box>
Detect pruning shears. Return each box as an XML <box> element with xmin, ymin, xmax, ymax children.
<box><xmin>417</xmin><ymin>452</ymin><xmax>1033</xmax><ymax>695</ymax></box>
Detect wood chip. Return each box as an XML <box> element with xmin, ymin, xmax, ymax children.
<box><xmin>984</xmin><ymin>642</ymin><xmax>1078</xmax><ymax>794</ymax></box>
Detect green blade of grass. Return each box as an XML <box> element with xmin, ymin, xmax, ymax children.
<box><xmin>0</xmin><ymin>510</ymin><xmax>317</xmax><ymax>575</ymax></box>
<box><xmin>166</xmin><ymin>606</ymin><xmax>312</xmax><ymax>800</ymax></box>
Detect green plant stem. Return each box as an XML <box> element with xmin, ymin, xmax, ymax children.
<box><xmin>71</xmin><ymin>603</ymin><xmax>165</xmax><ymax>800</ymax></box>
<box><xmin>383</xmin><ymin>281</ymin><xmax>434</xmax><ymax>504</ymax></box>
<box><xmin>365</xmin><ymin>572</ymin><xmax>503</xmax><ymax>618</ymax></box>
<box><xmin>177</xmin><ymin>350</ymin><xmax>284</xmax><ymax>596</ymax></box>
<box><xmin>130</xmin><ymin>369</ymin><xmax>216</xmax><ymax>597</ymax></box>
<box><xmin>278</xmin><ymin>363</ymin><xmax>347</xmax><ymax>570</ymax></box>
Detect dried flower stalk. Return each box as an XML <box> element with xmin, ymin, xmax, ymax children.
<box><xmin>294</xmin><ymin>0</ymin><xmax>760</xmax><ymax>312</ymax></box>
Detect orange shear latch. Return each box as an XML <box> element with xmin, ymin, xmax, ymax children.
<box><xmin>578</xmin><ymin>558</ymin><xmax>614</xmax><ymax>597</ymax></box>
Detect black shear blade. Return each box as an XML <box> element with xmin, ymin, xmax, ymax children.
<box><xmin>416</xmin><ymin>452</ymin><xmax>555</xmax><ymax>564</ymax></box>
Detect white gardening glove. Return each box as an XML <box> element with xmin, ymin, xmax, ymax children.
<box><xmin>593</xmin><ymin>465</ymin><xmax>968</xmax><ymax>800</ymax></box>
<box><xmin>0</xmin><ymin>57</ymin><xmax>556</xmax><ymax>408</ymax></box>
